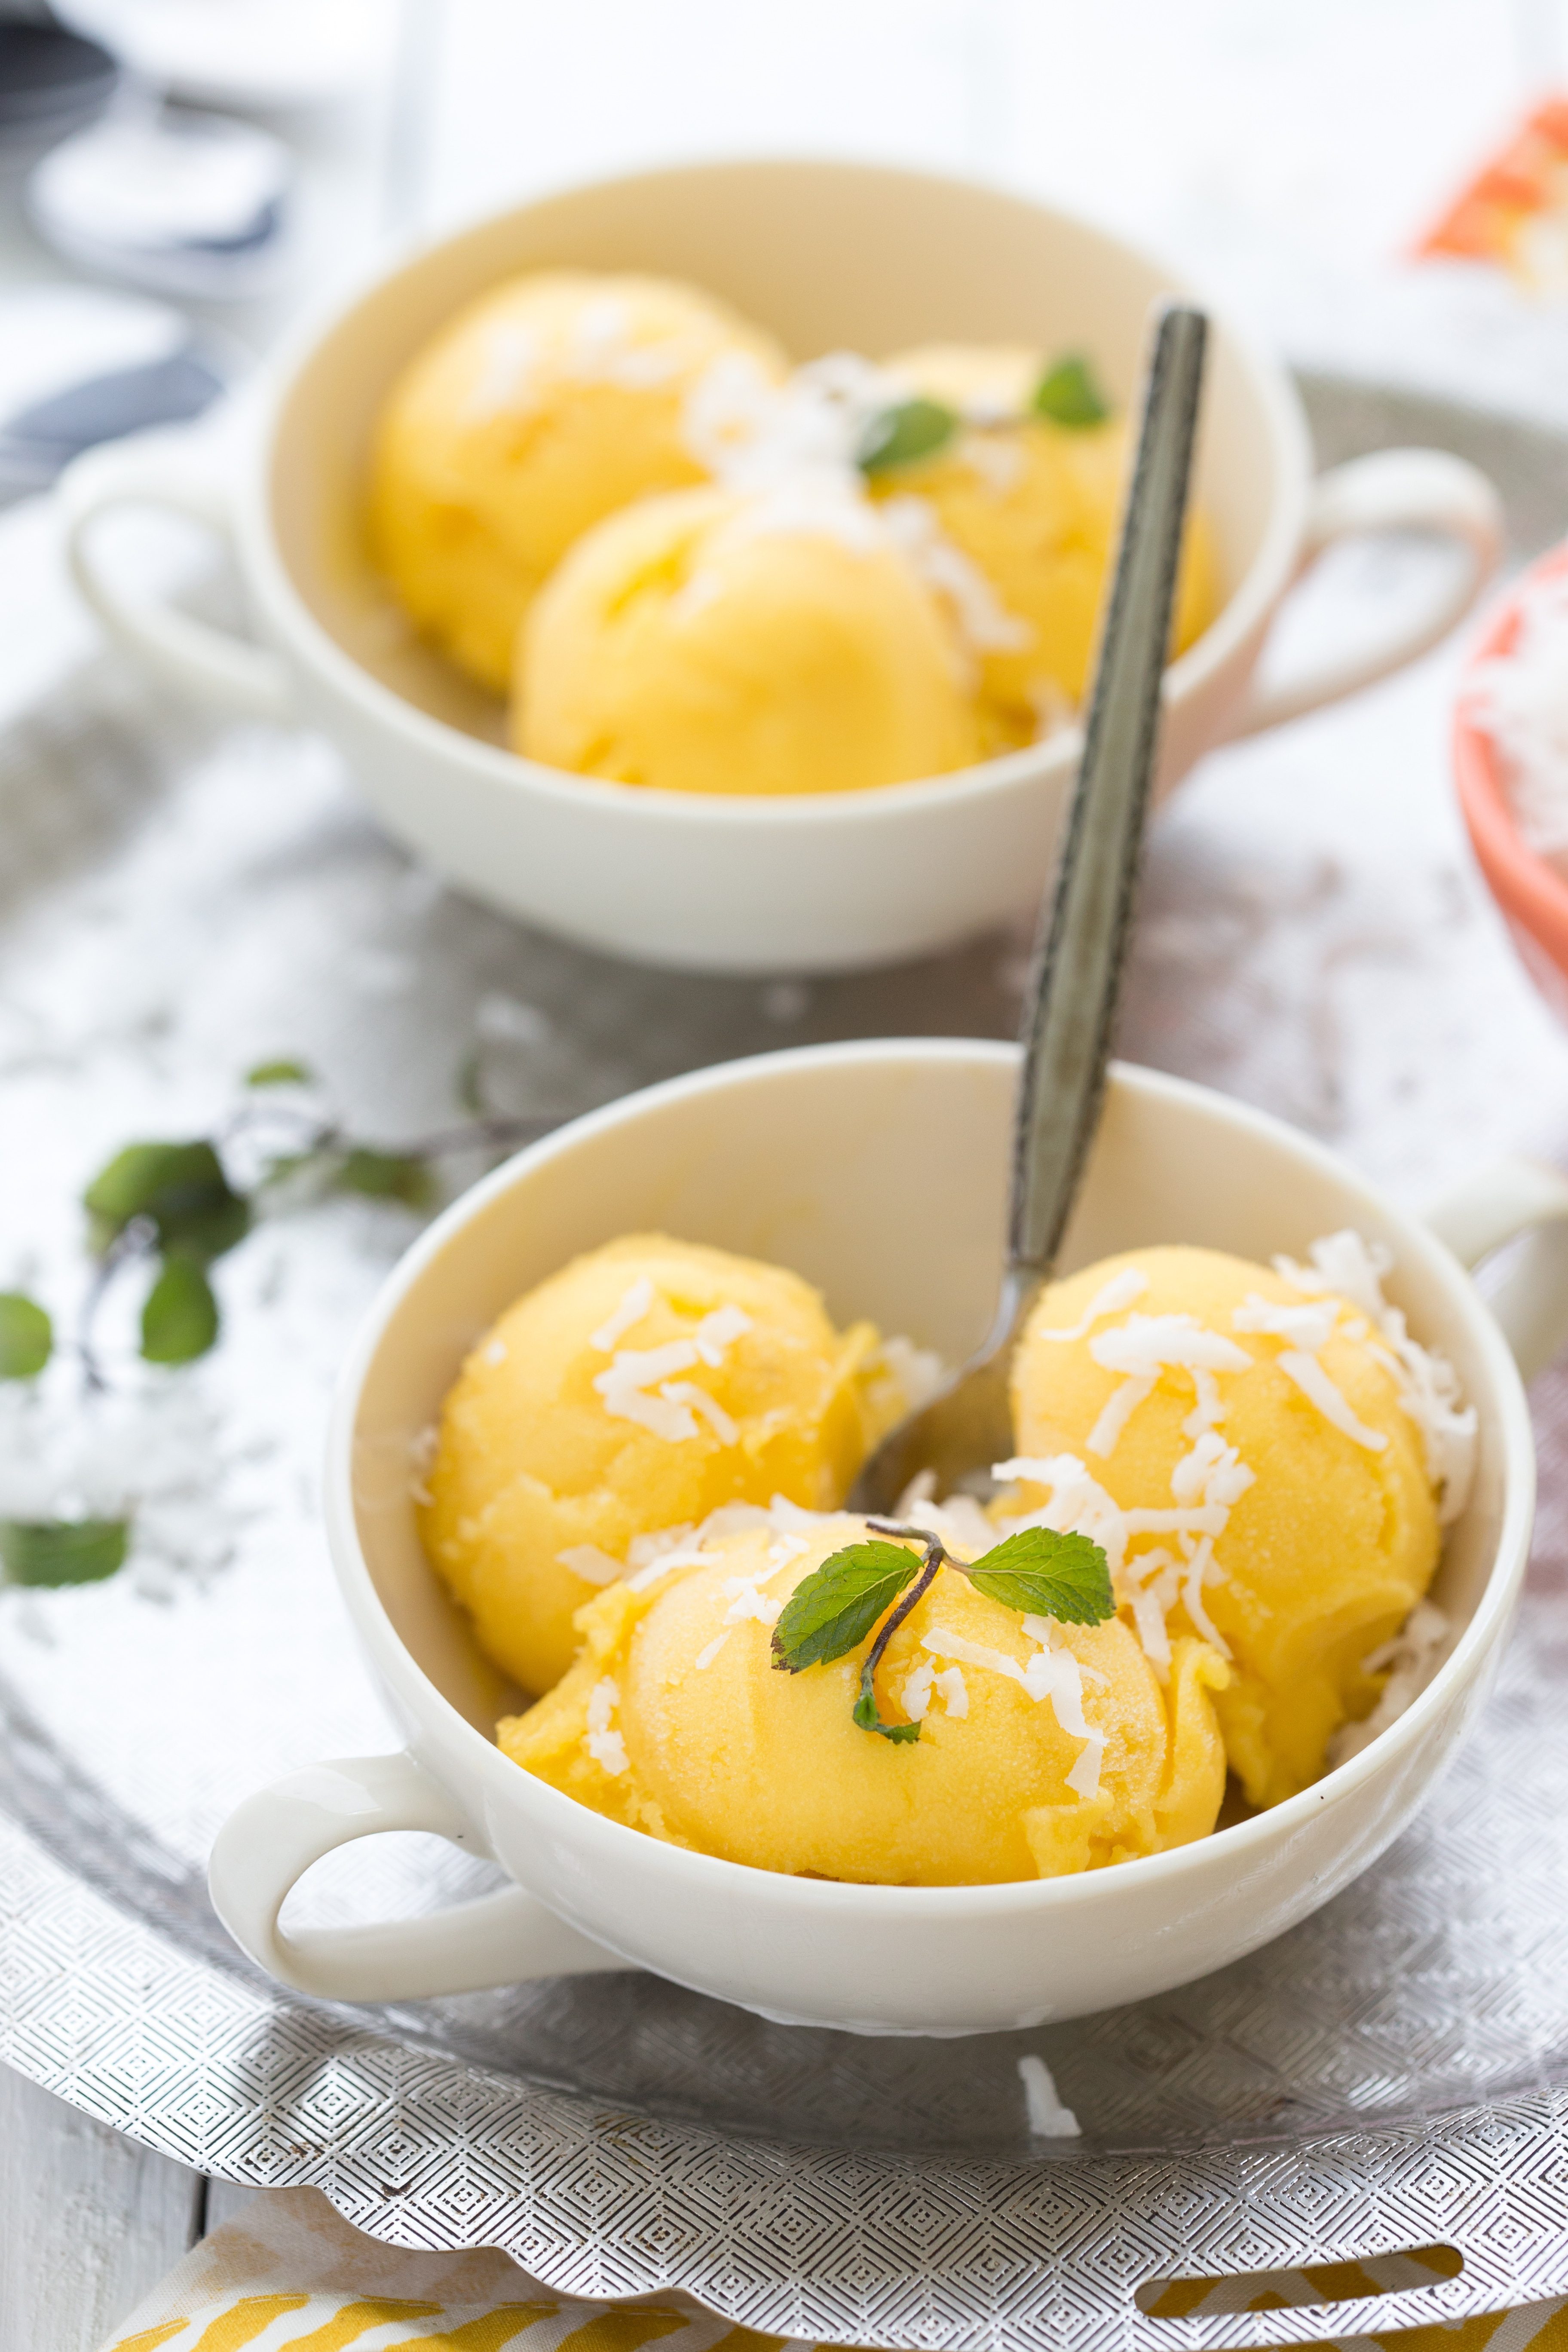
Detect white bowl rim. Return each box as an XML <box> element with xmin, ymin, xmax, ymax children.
<box><xmin>325</xmin><ymin>1038</ymin><xmax>1534</xmax><ymax>1922</ymax></box>
<box><xmin>243</xmin><ymin>153</ymin><xmax>1311</xmax><ymax>833</ymax></box>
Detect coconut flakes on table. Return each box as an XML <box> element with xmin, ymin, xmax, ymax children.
<box><xmin>1465</xmin><ymin>563</ymin><xmax>1568</xmax><ymax>859</ymax></box>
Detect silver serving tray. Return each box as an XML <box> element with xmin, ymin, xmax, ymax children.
<box><xmin>7</xmin><ymin>376</ymin><xmax>1568</xmax><ymax>2351</ymax></box>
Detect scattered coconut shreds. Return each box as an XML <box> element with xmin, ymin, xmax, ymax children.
<box><xmin>583</xmin><ymin>1677</ymin><xmax>629</xmax><ymax>1776</ymax></box>
<box><xmin>1038</xmin><ymin>1265</ymin><xmax>1149</xmax><ymax>1344</ymax></box>
<box><xmin>1466</xmin><ymin>563</ymin><xmax>1568</xmax><ymax>858</ymax></box>
<box><xmin>591</xmin><ymin>1303</ymin><xmax>751</xmax><ymax>1446</ymax></box>
<box><xmin>557</xmin><ymin>1544</ymin><xmax>624</xmax><ymax>1587</ymax></box>
<box><xmin>1018</xmin><ymin>2052</ymin><xmax>1081</xmax><ymax>2138</ymax></box>
<box><xmin>1326</xmin><ymin>1600</ymin><xmax>1451</xmax><ymax>1767</ymax></box>
<box><xmin>1274</xmin><ymin>1230</ymin><xmax>1477</xmax><ymax>1521</ymax></box>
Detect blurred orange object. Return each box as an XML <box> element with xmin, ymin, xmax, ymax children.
<box><xmin>1417</xmin><ymin>101</ymin><xmax>1568</xmax><ymax>290</ymax></box>
<box><xmin>1454</xmin><ymin>546</ymin><xmax>1568</xmax><ymax>1028</ymax></box>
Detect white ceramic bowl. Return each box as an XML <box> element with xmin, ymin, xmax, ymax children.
<box><xmin>208</xmin><ymin>1042</ymin><xmax>1568</xmax><ymax>2037</ymax></box>
<box><xmin>63</xmin><ymin>159</ymin><xmax>1502</xmax><ymax>975</ymax></box>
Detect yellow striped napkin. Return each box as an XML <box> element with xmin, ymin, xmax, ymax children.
<box><xmin>99</xmin><ymin>2188</ymin><xmax>1567</xmax><ymax>2352</ymax></box>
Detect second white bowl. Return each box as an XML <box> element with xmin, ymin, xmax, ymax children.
<box><xmin>64</xmin><ymin>160</ymin><xmax>1501</xmax><ymax>972</ymax></box>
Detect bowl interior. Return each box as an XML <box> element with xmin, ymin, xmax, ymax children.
<box><xmin>267</xmin><ymin>159</ymin><xmax>1290</xmax><ymax>754</ymax></box>
<box><xmin>350</xmin><ymin>1045</ymin><xmax>1509</xmax><ymax>1748</ymax></box>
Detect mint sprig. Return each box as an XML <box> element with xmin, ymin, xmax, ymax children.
<box><xmin>771</xmin><ymin>1539</ymin><xmax>922</xmax><ymax>1670</ymax></box>
<box><xmin>772</xmin><ymin>1516</ymin><xmax>1114</xmax><ymax>1743</ymax></box>
<box><xmin>858</xmin><ymin>396</ymin><xmax>958</xmax><ymax>475</ymax></box>
<box><xmin>966</xmin><ymin>1525</ymin><xmax>1114</xmax><ymax>1624</ymax></box>
<box><xmin>1032</xmin><ymin>353</ymin><xmax>1110</xmax><ymax>429</ymax></box>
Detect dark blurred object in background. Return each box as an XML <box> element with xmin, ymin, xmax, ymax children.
<box><xmin>0</xmin><ymin>17</ymin><xmax>118</xmax><ymax>165</ymax></box>
<box><xmin>0</xmin><ymin>283</ymin><xmax>230</xmax><ymax>499</ymax></box>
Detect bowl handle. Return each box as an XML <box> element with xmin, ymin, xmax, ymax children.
<box><xmin>60</xmin><ymin>435</ymin><xmax>296</xmax><ymax>723</ymax></box>
<box><xmin>207</xmin><ymin>1751</ymin><xmax>628</xmax><ymax>2001</ymax></box>
<box><xmin>1226</xmin><ymin>448</ymin><xmax>1504</xmax><ymax>738</ymax></box>
<box><xmin>1425</xmin><ymin>1156</ymin><xmax>1568</xmax><ymax>1378</ymax></box>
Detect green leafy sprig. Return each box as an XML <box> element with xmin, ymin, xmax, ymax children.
<box><xmin>1032</xmin><ymin>353</ymin><xmax>1110</xmax><ymax>429</ymax></box>
<box><xmin>771</xmin><ymin>1516</ymin><xmax>1114</xmax><ymax>1743</ymax></box>
<box><xmin>857</xmin><ymin>395</ymin><xmax>959</xmax><ymax>475</ymax></box>
<box><xmin>0</xmin><ymin>1058</ymin><xmax>558</xmax><ymax>1589</ymax></box>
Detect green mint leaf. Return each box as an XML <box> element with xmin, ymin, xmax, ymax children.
<box><xmin>84</xmin><ymin>1140</ymin><xmax>250</xmax><ymax>1265</ymax></box>
<box><xmin>1032</xmin><ymin>354</ymin><xmax>1110</xmax><ymax>429</ymax></box>
<box><xmin>140</xmin><ymin>1256</ymin><xmax>219</xmax><ymax>1365</ymax></box>
<box><xmin>853</xmin><ymin>1678</ymin><xmax>922</xmax><ymax>1743</ymax></box>
<box><xmin>967</xmin><ymin>1525</ymin><xmax>1114</xmax><ymax>1625</ymax></box>
<box><xmin>0</xmin><ymin>1292</ymin><xmax>52</xmax><ymax>1380</ymax></box>
<box><xmin>771</xmin><ymin>1539</ymin><xmax>921</xmax><ymax>1672</ymax></box>
<box><xmin>333</xmin><ymin>1147</ymin><xmax>434</xmax><ymax>1209</ymax></box>
<box><xmin>0</xmin><ymin>1518</ymin><xmax>128</xmax><ymax>1586</ymax></box>
<box><xmin>858</xmin><ymin>396</ymin><xmax>958</xmax><ymax>475</ymax></box>
<box><xmin>245</xmin><ymin>1057</ymin><xmax>315</xmax><ymax>1088</ymax></box>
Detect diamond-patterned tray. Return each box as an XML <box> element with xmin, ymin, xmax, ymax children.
<box><xmin>7</xmin><ymin>377</ymin><xmax>1568</xmax><ymax>2350</ymax></box>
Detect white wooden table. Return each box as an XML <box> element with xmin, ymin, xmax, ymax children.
<box><xmin>5</xmin><ymin>1</ymin><xmax>1565</xmax><ymax>2339</ymax></box>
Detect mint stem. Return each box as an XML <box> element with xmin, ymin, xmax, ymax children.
<box><xmin>856</xmin><ymin>1528</ymin><xmax>946</xmax><ymax>1735</ymax></box>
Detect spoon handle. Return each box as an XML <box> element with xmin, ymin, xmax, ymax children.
<box><xmin>1008</xmin><ymin>301</ymin><xmax>1208</xmax><ymax>1279</ymax></box>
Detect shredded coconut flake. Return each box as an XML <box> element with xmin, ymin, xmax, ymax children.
<box><xmin>1276</xmin><ymin>1231</ymin><xmax>1477</xmax><ymax>1519</ymax></box>
<box><xmin>1232</xmin><ymin>1292</ymin><xmax>1339</xmax><ymax>1350</ymax></box>
<box><xmin>592</xmin><ymin>1306</ymin><xmax>750</xmax><ymax>1446</ymax></box>
<box><xmin>1018</xmin><ymin>2053</ymin><xmax>1081</xmax><ymax>2138</ymax></box>
<box><xmin>590</xmin><ymin>1277</ymin><xmax>655</xmax><ymax>1354</ymax></box>
<box><xmin>694</xmin><ymin>1631</ymin><xmax>731</xmax><ymax>1671</ymax></box>
<box><xmin>557</xmin><ymin>1543</ymin><xmax>625</xmax><ymax>1587</ymax></box>
<box><xmin>1327</xmin><ymin>1600</ymin><xmax>1451</xmax><ymax>1765</ymax></box>
<box><xmin>1086</xmin><ymin>1374</ymin><xmax>1155</xmax><ymax>1459</ymax></box>
<box><xmin>877</xmin><ymin>1333</ymin><xmax>948</xmax><ymax>1414</ymax></box>
<box><xmin>1277</xmin><ymin>1347</ymin><xmax>1389</xmax><ymax>1451</ymax></box>
<box><xmin>1038</xmin><ymin>1267</ymin><xmax>1149</xmax><ymax>1344</ymax></box>
<box><xmin>879</xmin><ymin>492</ymin><xmax>1034</xmax><ymax>657</ymax></box>
<box><xmin>1090</xmin><ymin>1313</ymin><xmax>1251</xmax><ymax>1379</ymax></box>
<box><xmin>584</xmin><ymin>1678</ymin><xmax>628</xmax><ymax>1776</ymax></box>
<box><xmin>921</xmin><ymin>1622</ymin><xmax>1102</xmax><ymax>1795</ymax></box>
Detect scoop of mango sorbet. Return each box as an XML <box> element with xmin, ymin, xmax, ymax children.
<box><xmin>501</xmin><ymin>1510</ymin><xmax>1230</xmax><ymax>1883</ymax></box>
<box><xmin>514</xmin><ymin>483</ymin><xmax>981</xmax><ymax>795</ymax></box>
<box><xmin>368</xmin><ymin>271</ymin><xmax>786</xmax><ymax>695</ymax></box>
<box><xmin>418</xmin><ymin>1236</ymin><xmax>905</xmax><ymax>1697</ymax></box>
<box><xmin>879</xmin><ymin>343</ymin><xmax>1220</xmax><ymax>748</ymax></box>
<box><xmin>1007</xmin><ymin>1243</ymin><xmax>1470</xmax><ymax>1810</ymax></box>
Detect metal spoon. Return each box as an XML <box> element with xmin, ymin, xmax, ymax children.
<box><xmin>850</xmin><ymin>300</ymin><xmax>1209</xmax><ymax>1513</ymax></box>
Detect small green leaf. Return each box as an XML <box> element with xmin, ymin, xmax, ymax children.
<box><xmin>0</xmin><ymin>1518</ymin><xmax>128</xmax><ymax>1586</ymax></box>
<box><xmin>333</xmin><ymin>1148</ymin><xmax>434</xmax><ymax>1209</ymax></box>
<box><xmin>245</xmin><ymin>1057</ymin><xmax>315</xmax><ymax>1088</ymax></box>
<box><xmin>84</xmin><ymin>1140</ymin><xmax>250</xmax><ymax>1265</ymax></box>
<box><xmin>858</xmin><ymin>396</ymin><xmax>958</xmax><ymax>475</ymax></box>
<box><xmin>0</xmin><ymin>1292</ymin><xmax>52</xmax><ymax>1380</ymax></box>
<box><xmin>967</xmin><ymin>1526</ymin><xmax>1114</xmax><ymax>1626</ymax></box>
<box><xmin>1032</xmin><ymin>354</ymin><xmax>1110</xmax><ymax>429</ymax></box>
<box><xmin>853</xmin><ymin>1677</ymin><xmax>923</xmax><ymax>1743</ymax></box>
<box><xmin>140</xmin><ymin>1256</ymin><xmax>219</xmax><ymax>1366</ymax></box>
<box><xmin>771</xmin><ymin>1539</ymin><xmax>920</xmax><ymax>1672</ymax></box>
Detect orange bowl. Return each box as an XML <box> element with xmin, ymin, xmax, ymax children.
<box><xmin>1455</xmin><ymin>544</ymin><xmax>1568</xmax><ymax>1026</ymax></box>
